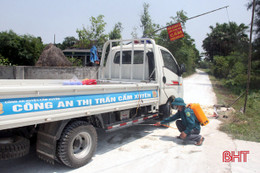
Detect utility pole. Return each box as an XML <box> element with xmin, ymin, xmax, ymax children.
<box><xmin>244</xmin><ymin>0</ymin><xmax>256</xmax><ymax>114</ymax></box>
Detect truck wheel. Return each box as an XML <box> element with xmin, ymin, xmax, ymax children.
<box><xmin>0</xmin><ymin>136</ymin><xmax>30</xmax><ymax>160</ymax></box>
<box><xmin>57</xmin><ymin>121</ymin><xmax>97</xmax><ymax>168</ymax></box>
<box><xmin>159</xmin><ymin>101</ymin><xmax>171</xmax><ymax>120</ymax></box>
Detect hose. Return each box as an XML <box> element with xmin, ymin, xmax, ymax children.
<box><xmin>137</xmin><ymin>123</ymin><xmax>177</xmax><ymax>129</ymax></box>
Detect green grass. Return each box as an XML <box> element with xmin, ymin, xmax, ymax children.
<box><xmin>208</xmin><ymin>73</ymin><xmax>260</xmax><ymax>142</ymax></box>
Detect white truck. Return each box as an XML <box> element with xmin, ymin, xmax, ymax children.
<box><xmin>0</xmin><ymin>38</ymin><xmax>185</xmax><ymax>168</ymax></box>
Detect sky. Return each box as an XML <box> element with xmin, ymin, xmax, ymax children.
<box><xmin>0</xmin><ymin>0</ymin><xmax>252</xmax><ymax>53</ymax></box>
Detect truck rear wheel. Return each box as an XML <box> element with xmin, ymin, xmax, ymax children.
<box><xmin>0</xmin><ymin>136</ymin><xmax>30</xmax><ymax>160</ymax></box>
<box><xmin>57</xmin><ymin>121</ymin><xmax>97</xmax><ymax>168</ymax></box>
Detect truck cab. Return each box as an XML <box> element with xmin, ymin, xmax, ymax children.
<box><xmin>99</xmin><ymin>38</ymin><xmax>184</xmax><ymax>114</ymax></box>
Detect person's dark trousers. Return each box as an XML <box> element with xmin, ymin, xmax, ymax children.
<box><xmin>176</xmin><ymin>120</ymin><xmax>201</xmax><ymax>143</ymax></box>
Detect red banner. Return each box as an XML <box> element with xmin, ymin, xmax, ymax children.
<box><xmin>167</xmin><ymin>23</ymin><xmax>184</xmax><ymax>41</ymax></box>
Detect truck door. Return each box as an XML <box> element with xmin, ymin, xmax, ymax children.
<box><xmin>160</xmin><ymin>49</ymin><xmax>183</xmax><ymax>102</ymax></box>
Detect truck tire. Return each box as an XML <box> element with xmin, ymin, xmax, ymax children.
<box><xmin>0</xmin><ymin>136</ymin><xmax>30</xmax><ymax>160</ymax></box>
<box><xmin>57</xmin><ymin>121</ymin><xmax>97</xmax><ymax>168</ymax></box>
<box><xmin>159</xmin><ymin>101</ymin><xmax>172</xmax><ymax>120</ymax></box>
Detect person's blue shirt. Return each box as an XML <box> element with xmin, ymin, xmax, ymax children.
<box><xmin>90</xmin><ymin>45</ymin><xmax>99</xmax><ymax>63</ymax></box>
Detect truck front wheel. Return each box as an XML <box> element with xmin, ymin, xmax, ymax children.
<box><xmin>57</xmin><ymin>121</ymin><xmax>97</xmax><ymax>168</ymax></box>
<box><xmin>159</xmin><ymin>101</ymin><xmax>172</xmax><ymax>120</ymax></box>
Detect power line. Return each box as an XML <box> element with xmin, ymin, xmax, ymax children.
<box><xmin>187</xmin><ymin>6</ymin><xmax>229</xmax><ymax>21</ymax></box>
<box><xmin>152</xmin><ymin>5</ymin><xmax>229</xmax><ymax>34</ymax></box>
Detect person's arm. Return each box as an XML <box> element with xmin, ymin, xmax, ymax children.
<box><xmin>160</xmin><ymin>111</ymin><xmax>180</xmax><ymax>124</ymax></box>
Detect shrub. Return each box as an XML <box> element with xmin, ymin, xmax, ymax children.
<box><xmin>213</xmin><ymin>56</ymin><xmax>229</xmax><ymax>78</ymax></box>
<box><xmin>0</xmin><ymin>54</ymin><xmax>10</xmax><ymax>66</ymax></box>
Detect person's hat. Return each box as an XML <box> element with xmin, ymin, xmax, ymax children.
<box><xmin>171</xmin><ymin>97</ymin><xmax>186</xmax><ymax>106</ymax></box>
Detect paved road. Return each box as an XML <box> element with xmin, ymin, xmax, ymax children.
<box><xmin>183</xmin><ymin>69</ymin><xmax>217</xmax><ymax>105</ymax></box>
<box><xmin>0</xmin><ymin>70</ymin><xmax>259</xmax><ymax>173</ymax></box>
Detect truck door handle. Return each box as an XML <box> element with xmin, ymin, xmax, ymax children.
<box><xmin>162</xmin><ymin>76</ymin><xmax>166</xmax><ymax>84</ymax></box>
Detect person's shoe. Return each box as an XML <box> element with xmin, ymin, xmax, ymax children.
<box><xmin>195</xmin><ymin>137</ymin><xmax>204</xmax><ymax>146</ymax></box>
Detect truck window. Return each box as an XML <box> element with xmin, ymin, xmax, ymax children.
<box><xmin>114</xmin><ymin>51</ymin><xmax>144</xmax><ymax>64</ymax></box>
<box><xmin>161</xmin><ymin>50</ymin><xmax>179</xmax><ymax>75</ymax></box>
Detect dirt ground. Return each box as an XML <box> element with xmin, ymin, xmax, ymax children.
<box><xmin>0</xmin><ymin>70</ymin><xmax>259</xmax><ymax>173</ymax></box>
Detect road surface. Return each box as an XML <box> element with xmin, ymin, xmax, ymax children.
<box><xmin>0</xmin><ymin>70</ymin><xmax>259</xmax><ymax>173</ymax></box>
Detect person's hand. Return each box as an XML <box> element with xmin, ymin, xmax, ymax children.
<box><xmin>154</xmin><ymin>122</ymin><xmax>161</xmax><ymax>126</ymax></box>
<box><xmin>180</xmin><ymin>132</ymin><xmax>187</xmax><ymax>139</ymax></box>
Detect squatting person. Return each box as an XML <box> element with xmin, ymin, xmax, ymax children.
<box><xmin>156</xmin><ymin>97</ymin><xmax>204</xmax><ymax>146</ymax></box>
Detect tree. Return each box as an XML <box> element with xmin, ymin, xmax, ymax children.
<box><xmin>212</xmin><ymin>52</ymin><xmax>248</xmax><ymax>93</ymax></box>
<box><xmin>0</xmin><ymin>30</ymin><xmax>44</xmax><ymax>65</ymax></box>
<box><xmin>131</xmin><ymin>26</ymin><xmax>138</xmax><ymax>39</ymax></box>
<box><xmin>170</xmin><ymin>10</ymin><xmax>188</xmax><ymax>28</ymax></box>
<box><xmin>248</xmin><ymin>0</ymin><xmax>260</xmax><ymax>80</ymax></box>
<box><xmin>0</xmin><ymin>54</ymin><xmax>10</xmax><ymax>65</ymax></box>
<box><xmin>202</xmin><ymin>22</ymin><xmax>249</xmax><ymax>61</ymax></box>
<box><xmin>76</xmin><ymin>15</ymin><xmax>108</xmax><ymax>48</ymax></box>
<box><xmin>109</xmin><ymin>22</ymin><xmax>123</xmax><ymax>40</ymax></box>
<box><xmin>248</xmin><ymin>0</ymin><xmax>260</xmax><ymax>36</ymax></box>
<box><xmin>202</xmin><ymin>21</ymin><xmax>251</xmax><ymax>91</ymax></box>
<box><xmin>60</xmin><ymin>36</ymin><xmax>78</xmax><ymax>50</ymax></box>
<box><xmin>140</xmin><ymin>3</ymin><xmax>159</xmax><ymax>38</ymax></box>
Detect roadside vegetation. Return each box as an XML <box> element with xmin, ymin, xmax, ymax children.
<box><xmin>208</xmin><ymin>73</ymin><xmax>260</xmax><ymax>142</ymax></box>
<box><xmin>198</xmin><ymin>1</ymin><xmax>260</xmax><ymax>142</ymax></box>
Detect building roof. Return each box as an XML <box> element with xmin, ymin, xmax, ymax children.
<box><xmin>63</xmin><ymin>49</ymin><xmax>101</xmax><ymax>57</ymax></box>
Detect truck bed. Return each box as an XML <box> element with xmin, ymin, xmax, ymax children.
<box><xmin>0</xmin><ymin>79</ymin><xmax>159</xmax><ymax>130</ymax></box>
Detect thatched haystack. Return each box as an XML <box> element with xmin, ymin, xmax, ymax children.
<box><xmin>36</xmin><ymin>44</ymin><xmax>72</xmax><ymax>66</ymax></box>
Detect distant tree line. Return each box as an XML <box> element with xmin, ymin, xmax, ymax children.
<box><xmin>2</xmin><ymin>1</ymin><xmax>257</xmax><ymax>86</ymax></box>
<box><xmin>0</xmin><ymin>2</ymin><xmax>200</xmax><ymax>75</ymax></box>
<box><xmin>0</xmin><ymin>30</ymin><xmax>44</xmax><ymax>66</ymax></box>
<box><xmin>200</xmin><ymin>0</ymin><xmax>260</xmax><ymax>92</ymax></box>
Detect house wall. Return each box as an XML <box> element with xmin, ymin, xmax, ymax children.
<box><xmin>0</xmin><ymin>66</ymin><xmax>99</xmax><ymax>79</ymax></box>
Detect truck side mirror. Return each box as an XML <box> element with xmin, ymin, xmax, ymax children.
<box><xmin>180</xmin><ymin>64</ymin><xmax>186</xmax><ymax>74</ymax></box>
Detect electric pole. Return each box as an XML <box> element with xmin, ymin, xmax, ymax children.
<box><xmin>244</xmin><ymin>0</ymin><xmax>256</xmax><ymax>114</ymax></box>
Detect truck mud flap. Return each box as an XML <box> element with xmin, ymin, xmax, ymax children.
<box><xmin>105</xmin><ymin>114</ymin><xmax>158</xmax><ymax>132</ymax></box>
<box><xmin>36</xmin><ymin>120</ymin><xmax>70</xmax><ymax>164</ymax></box>
<box><xmin>36</xmin><ymin>131</ymin><xmax>57</xmax><ymax>164</ymax></box>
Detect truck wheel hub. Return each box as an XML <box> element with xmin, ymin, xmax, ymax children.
<box><xmin>72</xmin><ymin>132</ymin><xmax>92</xmax><ymax>159</ymax></box>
